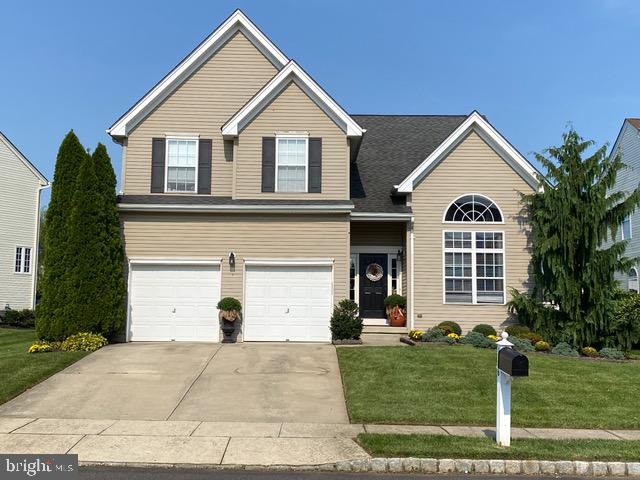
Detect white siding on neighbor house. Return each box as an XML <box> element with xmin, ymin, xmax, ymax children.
<box><xmin>0</xmin><ymin>139</ymin><xmax>43</xmax><ymax>309</ymax></box>
<box><xmin>611</xmin><ymin>121</ymin><xmax>640</xmax><ymax>289</ymax></box>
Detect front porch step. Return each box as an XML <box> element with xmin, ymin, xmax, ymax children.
<box><xmin>362</xmin><ymin>325</ymin><xmax>407</xmax><ymax>334</ymax></box>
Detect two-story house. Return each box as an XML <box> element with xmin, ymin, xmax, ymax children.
<box><xmin>0</xmin><ymin>132</ymin><xmax>49</xmax><ymax>310</ymax></box>
<box><xmin>610</xmin><ymin>118</ymin><xmax>640</xmax><ymax>292</ymax></box>
<box><xmin>108</xmin><ymin>10</ymin><xmax>539</xmax><ymax>342</ymax></box>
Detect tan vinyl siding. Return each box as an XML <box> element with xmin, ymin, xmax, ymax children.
<box><xmin>235</xmin><ymin>81</ymin><xmax>349</xmax><ymax>199</ymax></box>
<box><xmin>121</xmin><ymin>212</ymin><xmax>350</xmax><ymax>305</ymax></box>
<box><xmin>350</xmin><ymin>221</ymin><xmax>405</xmax><ymax>247</ymax></box>
<box><xmin>411</xmin><ymin>131</ymin><xmax>534</xmax><ymax>332</ymax></box>
<box><xmin>123</xmin><ymin>31</ymin><xmax>278</xmax><ymax>196</ymax></box>
<box><xmin>0</xmin><ymin>140</ymin><xmax>41</xmax><ymax>309</ymax></box>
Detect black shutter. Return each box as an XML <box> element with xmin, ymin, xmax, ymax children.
<box><xmin>151</xmin><ymin>138</ymin><xmax>165</xmax><ymax>193</ymax></box>
<box><xmin>261</xmin><ymin>137</ymin><xmax>275</xmax><ymax>192</ymax></box>
<box><xmin>198</xmin><ymin>139</ymin><xmax>212</xmax><ymax>194</ymax></box>
<box><xmin>308</xmin><ymin>138</ymin><xmax>322</xmax><ymax>193</ymax></box>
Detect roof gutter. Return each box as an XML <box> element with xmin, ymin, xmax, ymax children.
<box><xmin>118</xmin><ymin>203</ymin><xmax>354</xmax><ymax>214</ymax></box>
<box><xmin>350</xmin><ymin>212</ymin><xmax>414</xmax><ymax>222</ymax></box>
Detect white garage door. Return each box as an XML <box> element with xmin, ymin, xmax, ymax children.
<box><xmin>129</xmin><ymin>263</ymin><xmax>221</xmax><ymax>342</ymax></box>
<box><xmin>244</xmin><ymin>264</ymin><xmax>333</xmax><ymax>342</ymax></box>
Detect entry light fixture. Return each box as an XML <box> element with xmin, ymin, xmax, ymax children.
<box><xmin>229</xmin><ymin>252</ymin><xmax>236</xmax><ymax>268</ymax></box>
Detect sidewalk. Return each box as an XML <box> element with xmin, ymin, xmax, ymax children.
<box><xmin>0</xmin><ymin>417</ymin><xmax>638</xmax><ymax>467</ymax></box>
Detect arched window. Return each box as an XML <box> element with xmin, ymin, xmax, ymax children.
<box><xmin>444</xmin><ymin>194</ymin><xmax>503</xmax><ymax>223</ymax></box>
<box><xmin>628</xmin><ymin>268</ymin><xmax>638</xmax><ymax>293</ymax></box>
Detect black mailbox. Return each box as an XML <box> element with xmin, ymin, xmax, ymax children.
<box><xmin>498</xmin><ymin>348</ymin><xmax>529</xmax><ymax>377</ymax></box>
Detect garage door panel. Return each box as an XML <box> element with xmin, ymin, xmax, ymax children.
<box><xmin>129</xmin><ymin>264</ymin><xmax>220</xmax><ymax>342</ymax></box>
<box><xmin>244</xmin><ymin>265</ymin><xmax>332</xmax><ymax>342</ymax></box>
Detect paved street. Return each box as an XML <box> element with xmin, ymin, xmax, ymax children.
<box><xmin>80</xmin><ymin>467</ymin><xmax>621</xmax><ymax>480</ymax></box>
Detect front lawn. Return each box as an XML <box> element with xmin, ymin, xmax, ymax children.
<box><xmin>358</xmin><ymin>434</ymin><xmax>640</xmax><ymax>461</ymax></box>
<box><xmin>337</xmin><ymin>345</ymin><xmax>639</xmax><ymax>429</ymax></box>
<box><xmin>0</xmin><ymin>328</ymin><xmax>88</xmax><ymax>405</ymax></box>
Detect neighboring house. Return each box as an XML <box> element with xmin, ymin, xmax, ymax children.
<box><xmin>108</xmin><ymin>10</ymin><xmax>539</xmax><ymax>342</ymax></box>
<box><xmin>610</xmin><ymin>118</ymin><xmax>640</xmax><ymax>292</ymax></box>
<box><xmin>0</xmin><ymin>132</ymin><xmax>49</xmax><ymax>310</ymax></box>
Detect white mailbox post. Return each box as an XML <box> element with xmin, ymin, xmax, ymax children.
<box><xmin>496</xmin><ymin>332</ymin><xmax>513</xmax><ymax>446</ymax></box>
<box><xmin>496</xmin><ymin>331</ymin><xmax>529</xmax><ymax>447</ymax></box>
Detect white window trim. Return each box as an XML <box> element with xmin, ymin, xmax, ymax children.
<box><xmin>275</xmin><ymin>135</ymin><xmax>308</xmax><ymax>193</ymax></box>
<box><xmin>442</xmin><ymin>193</ymin><xmax>505</xmax><ymax>224</ymax></box>
<box><xmin>442</xmin><ymin>231</ymin><xmax>506</xmax><ymax>305</ymax></box>
<box><xmin>14</xmin><ymin>245</ymin><xmax>32</xmax><ymax>275</ymax></box>
<box><xmin>164</xmin><ymin>137</ymin><xmax>199</xmax><ymax>194</ymax></box>
<box><xmin>622</xmin><ymin>216</ymin><xmax>632</xmax><ymax>240</ymax></box>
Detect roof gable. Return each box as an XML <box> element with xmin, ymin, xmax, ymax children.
<box><xmin>222</xmin><ymin>61</ymin><xmax>364</xmax><ymax>137</ymax></box>
<box><xmin>0</xmin><ymin>132</ymin><xmax>48</xmax><ymax>185</ymax></box>
<box><xmin>396</xmin><ymin>111</ymin><xmax>540</xmax><ymax>192</ymax></box>
<box><xmin>107</xmin><ymin>10</ymin><xmax>288</xmax><ymax>139</ymax></box>
<box><xmin>611</xmin><ymin>118</ymin><xmax>640</xmax><ymax>158</ymax></box>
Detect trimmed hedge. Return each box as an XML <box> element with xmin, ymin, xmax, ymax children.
<box><xmin>437</xmin><ymin>321</ymin><xmax>462</xmax><ymax>336</ymax></box>
<box><xmin>472</xmin><ymin>324</ymin><xmax>497</xmax><ymax>337</ymax></box>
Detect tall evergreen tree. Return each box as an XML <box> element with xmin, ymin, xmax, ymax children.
<box><xmin>511</xmin><ymin>129</ymin><xmax>640</xmax><ymax>347</ymax></box>
<box><xmin>91</xmin><ymin>144</ymin><xmax>126</xmax><ymax>337</ymax></box>
<box><xmin>36</xmin><ymin>131</ymin><xmax>87</xmax><ymax>340</ymax></box>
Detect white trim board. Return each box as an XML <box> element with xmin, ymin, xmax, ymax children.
<box><xmin>351</xmin><ymin>212</ymin><xmax>413</xmax><ymax>222</ymax></box>
<box><xmin>107</xmin><ymin>9</ymin><xmax>288</xmax><ymax>140</ymax></box>
<box><xmin>222</xmin><ymin>61</ymin><xmax>364</xmax><ymax>138</ymax></box>
<box><xmin>244</xmin><ymin>258</ymin><xmax>334</xmax><ymax>266</ymax></box>
<box><xmin>396</xmin><ymin>111</ymin><xmax>540</xmax><ymax>192</ymax></box>
<box><xmin>117</xmin><ymin>203</ymin><xmax>354</xmax><ymax>213</ymax></box>
<box><xmin>128</xmin><ymin>257</ymin><xmax>222</xmax><ymax>266</ymax></box>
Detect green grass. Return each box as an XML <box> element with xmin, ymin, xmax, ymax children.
<box><xmin>358</xmin><ymin>434</ymin><xmax>640</xmax><ymax>461</ymax></box>
<box><xmin>0</xmin><ymin>328</ymin><xmax>88</xmax><ymax>405</ymax></box>
<box><xmin>337</xmin><ymin>345</ymin><xmax>640</xmax><ymax>429</ymax></box>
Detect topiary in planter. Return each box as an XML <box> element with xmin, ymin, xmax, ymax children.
<box><xmin>437</xmin><ymin>321</ymin><xmax>462</xmax><ymax>336</ymax></box>
<box><xmin>217</xmin><ymin>297</ymin><xmax>242</xmax><ymax>322</ymax></box>
<box><xmin>551</xmin><ymin>342</ymin><xmax>579</xmax><ymax>357</ymax></box>
<box><xmin>383</xmin><ymin>294</ymin><xmax>406</xmax><ymax>309</ymax></box>
<box><xmin>472</xmin><ymin>324</ymin><xmax>497</xmax><ymax>337</ymax></box>
<box><xmin>330</xmin><ymin>299</ymin><xmax>363</xmax><ymax>340</ymax></box>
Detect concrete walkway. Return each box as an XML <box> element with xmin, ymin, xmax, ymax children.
<box><xmin>1</xmin><ymin>417</ymin><xmax>639</xmax><ymax>467</ymax></box>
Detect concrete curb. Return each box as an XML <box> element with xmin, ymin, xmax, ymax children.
<box><xmin>80</xmin><ymin>458</ymin><xmax>640</xmax><ymax>475</ymax></box>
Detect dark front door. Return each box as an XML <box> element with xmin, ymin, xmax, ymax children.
<box><xmin>359</xmin><ymin>253</ymin><xmax>388</xmax><ymax>318</ymax></box>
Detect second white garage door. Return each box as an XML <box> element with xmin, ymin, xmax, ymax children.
<box><xmin>244</xmin><ymin>264</ymin><xmax>333</xmax><ymax>342</ymax></box>
<box><xmin>129</xmin><ymin>263</ymin><xmax>221</xmax><ymax>342</ymax></box>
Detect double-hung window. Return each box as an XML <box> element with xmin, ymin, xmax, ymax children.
<box><xmin>622</xmin><ymin>216</ymin><xmax>632</xmax><ymax>240</ymax></box>
<box><xmin>276</xmin><ymin>137</ymin><xmax>307</xmax><ymax>192</ymax></box>
<box><xmin>166</xmin><ymin>138</ymin><xmax>198</xmax><ymax>192</ymax></box>
<box><xmin>15</xmin><ymin>246</ymin><xmax>31</xmax><ymax>274</ymax></box>
<box><xmin>444</xmin><ymin>231</ymin><xmax>505</xmax><ymax>304</ymax></box>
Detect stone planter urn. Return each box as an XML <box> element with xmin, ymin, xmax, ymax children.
<box><xmin>219</xmin><ymin>310</ymin><xmax>240</xmax><ymax>343</ymax></box>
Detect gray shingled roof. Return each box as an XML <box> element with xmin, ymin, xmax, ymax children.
<box><xmin>350</xmin><ymin>115</ymin><xmax>467</xmax><ymax>213</ymax></box>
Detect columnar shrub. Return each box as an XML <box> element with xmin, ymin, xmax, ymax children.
<box><xmin>330</xmin><ymin>299</ymin><xmax>363</xmax><ymax>340</ymax></box>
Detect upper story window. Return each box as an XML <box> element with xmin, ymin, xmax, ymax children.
<box><xmin>622</xmin><ymin>216</ymin><xmax>632</xmax><ymax>240</ymax></box>
<box><xmin>444</xmin><ymin>194</ymin><xmax>503</xmax><ymax>223</ymax></box>
<box><xmin>276</xmin><ymin>137</ymin><xmax>308</xmax><ymax>192</ymax></box>
<box><xmin>166</xmin><ymin>138</ymin><xmax>198</xmax><ymax>193</ymax></box>
<box><xmin>15</xmin><ymin>246</ymin><xmax>31</xmax><ymax>274</ymax></box>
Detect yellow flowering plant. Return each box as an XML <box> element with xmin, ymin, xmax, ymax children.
<box><xmin>28</xmin><ymin>342</ymin><xmax>53</xmax><ymax>354</ymax></box>
<box><xmin>447</xmin><ymin>332</ymin><xmax>460</xmax><ymax>340</ymax></box>
<box><xmin>408</xmin><ymin>329</ymin><xmax>424</xmax><ymax>340</ymax></box>
<box><xmin>487</xmin><ymin>334</ymin><xmax>499</xmax><ymax>341</ymax></box>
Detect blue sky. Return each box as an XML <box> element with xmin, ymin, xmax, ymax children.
<box><xmin>1</xmin><ymin>0</ymin><xmax>639</xmax><ymax>206</ymax></box>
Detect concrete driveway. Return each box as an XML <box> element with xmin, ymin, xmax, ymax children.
<box><xmin>0</xmin><ymin>343</ymin><xmax>349</xmax><ymax>424</ymax></box>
